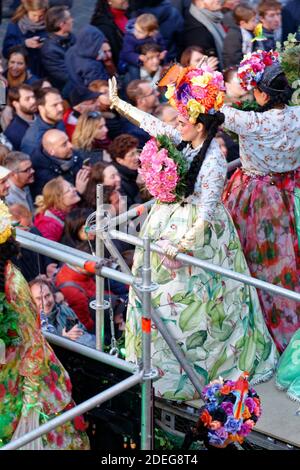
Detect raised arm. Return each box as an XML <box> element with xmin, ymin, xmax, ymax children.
<box><xmin>109</xmin><ymin>77</ymin><xmax>181</xmax><ymax>145</ymax></box>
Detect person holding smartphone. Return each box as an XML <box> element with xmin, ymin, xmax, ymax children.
<box><xmin>30</xmin><ymin>277</ymin><xmax>96</xmax><ymax>348</ymax></box>
<box><xmin>2</xmin><ymin>0</ymin><xmax>49</xmax><ymax>77</ymax></box>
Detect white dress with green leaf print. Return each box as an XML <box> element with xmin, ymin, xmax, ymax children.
<box><xmin>125</xmin><ymin>122</ymin><xmax>278</xmax><ymax>401</ymax></box>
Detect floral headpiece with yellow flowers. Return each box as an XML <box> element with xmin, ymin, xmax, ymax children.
<box><xmin>159</xmin><ymin>64</ymin><xmax>225</xmax><ymax>124</ymax></box>
<box><xmin>0</xmin><ymin>200</ymin><xmax>13</xmax><ymax>244</ymax></box>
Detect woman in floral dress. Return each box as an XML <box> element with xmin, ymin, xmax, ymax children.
<box><xmin>109</xmin><ymin>66</ymin><xmax>278</xmax><ymax>401</ymax></box>
<box><xmin>0</xmin><ymin>201</ymin><xmax>89</xmax><ymax>449</ymax></box>
<box><xmin>222</xmin><ymin>50</ymin><xmax>300</xmax><ymax>352</ymax></box>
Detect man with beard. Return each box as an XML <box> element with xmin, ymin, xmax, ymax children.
<box><xmin>21</xmin><ymin>87</ymin><xmax>65</xmax><ymax>155</ymax></box>
<box><xmin>4</xmin><ymin>84</ymin><xmax>37</xmax><ymax>150</ymax></box>
<box><xmin>4</xmin><ymin>151</ymin><xmax>35</xmax><ymax>211</ymax></box>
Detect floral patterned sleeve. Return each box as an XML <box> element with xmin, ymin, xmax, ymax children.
<box><xmin>140</xmin><ymin>114</ymin><xmax>182</xmax><ymax>145</ymax></box>
<box><xmin>187</xmin><ymin>140</ymin><xmax>228</xmax><ymax>222</ymax></box>
<box><xmin>222</xmin><ymin>104</ymin><xmax>262</xmax><ymax>135</ymax></box>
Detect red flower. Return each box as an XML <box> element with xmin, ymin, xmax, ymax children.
<box><xmin>0</xmin><ymin>383</ymin><xmax>6</xmax><ymax>399</ymax></box>
<box><xmin>201</xmin><ymin>409</ymin><xmax>212</xmax><ymax>427</ymax></box>
<box><xmin>54</xmin><ymin>389</ymin><xmax>63</xmax><ymax>401</ymax></box>
<box><xmin>56</xmin><ymin>434</ymin><xmax>64</xmax><ymax>448</ymax></box>
<box><xmin>74</xmin><ymin>415</ymin><xmax>88</xmax><ymax>432</ymax></box>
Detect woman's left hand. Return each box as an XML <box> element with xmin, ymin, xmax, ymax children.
<box><xmin>75</xmin><ymin>167</ymin><xmax>91</xmax><ymax>195</ymax></box>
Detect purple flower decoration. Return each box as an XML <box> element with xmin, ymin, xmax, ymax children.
<box><xmin>245</xmin><ymin>397</ymin><xmax>255</xmax><ymax>413</ymax></box>
<box><xmin>176</xmin><ymin>83</ymin><xmax>192</xmax><ymax>105</ymax></box>
<box><xmin>208</xmin><ymin>428</ymin><xmax>229</xmax><ymax>446</ymax></box>
<box><xmin>224</xmin><ymin>417</ymin><xmax>242</xmax><ymax>434</ymax></box>
<box><xmin>221</xmin><ymin>401</ymin><xmax>234</xmax><ymax>415</ymax></box>
<box><xmin>239</xmin><ymin>423</ymin><xmax>252</xmax><ymax>437</ymax></box>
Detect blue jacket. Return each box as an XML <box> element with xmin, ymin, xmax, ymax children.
<box><xmin>119</xmin><ymin>18</ymin><xmax>166</xmax><ymax>69</ymax></box>
<box><xmin>40</xmin><ymin>32</ymin><xmax>76</xmax><ymax>89</ymax></box>
<box><xmin>282</xmin><ymin>0</ymin><xmax>300</xmax><ymax>42</ymax></box>
<box><xmin>132</xmin><ymin>0</ymin><xmax>184</xmax><ymax>61</ymax></box>
<box><xmin>21</xmin><ymin>115</ymin><xmax>65</xmax><ymax>156</ymax></box>
<box><xmin>2</xmin><ymin>21</ymin><xmax>48</xmax><ymax>76</ymax></box>
<box><xmin>4</xmin><ymin>114</ymin><xmax>31</xmax><ymax>150</ymax></box>
<box><xmin>65</xmin><ymin>25</ymin><xmax>109</xmax><ymax>89</ymax></box>
<box><xmin>30</xmin><ymin>146</ymin><xmax>83</xmax><ymax>199</ymax></box>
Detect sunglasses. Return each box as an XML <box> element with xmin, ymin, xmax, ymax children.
<box><xmin>87</xmin><ymin>111</ymin><xmax>103</xmax><ymax>119</ymax></box>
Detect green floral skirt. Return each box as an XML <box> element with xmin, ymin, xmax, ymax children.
<box><xmin>125</xmin><ymin>202</ymin><xmax>278</xmax><ymax>400</ymax></box>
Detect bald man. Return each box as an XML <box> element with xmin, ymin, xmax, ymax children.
<box><xmin>30</xmin><ymin>129</ymin><xmax>89</xmax><ymax>199</ymax></box>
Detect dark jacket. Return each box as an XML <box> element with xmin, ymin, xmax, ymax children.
<box><xmin>20</xmin><ymin>115</ymin><xmax>65</xmax><ymax>156</ymax></box>
<box><xmin>183</xmin><ymin>10</ymin><xmax>218</xmax><ymax>57</ymax></box>
<box><xmin>120</xmin><ymin>118</ymin><xmax>150</xmax><ymax>148</ymax></box>
<box><xmin>73</xmin><ymin>147</ymin><xmax>104</xmax><ymax>166</ymax></box>
<box><xmin>114</xmin><ymin>161</ymin><xmax>142</xmax><ymax>209</ymax></box>
<box><xmin>223</xmin><ymin>25</ymin><xmax>243</xmax><ymax>69</ymax></box>
<box><xmin>65</xmin><ymin>25</ymin><xmax>109</xmax><ymax>89</ymax></box>
<box><xmin>255</xmin><ymin>27</ymin><xmax>276</xmax><ymax>52</ymax></box>
<box><xmin>4</xmin><ymin>69</ymin><xmax>40</xmax><ymax>88</ymax></box>
<box><xmin>30</xmin><ymin>146</ymin><xmax>83</xmax><ymax>198</ymax></box>
<box><xmin>91</xmin><ymin>6</ymin><xmax>125</xmax><ymax>65</ymax></box>
<box><xmin>2</xmin><ymin>22</ymin><xmax>48</xmax><ymax>76</ymax></box>
<box><xmin>132</xmin><ymin>0</ymin><xmax>184</xmax><ymax>60</ymax></box>
<box><xmin>119</xmin><ymin>18</ymin><xmax>166</xmax><ymax>69</ymax></box>
<box><xmin>282</xmin><ymin>0</ymin><xmax>300</xmax><ymax>42</ymax></box>
<box><xmin>40</xmin><ymin>32</ymin><xmax>76</xmax><ymax>89</ymax></box>
<box><xmin>4</xmin><ymin>114</ymin><xmax>31</xmax><ymax>150</ymax></box>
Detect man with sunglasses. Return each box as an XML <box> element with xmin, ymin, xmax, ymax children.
<box><xmin>4</xmin><ymin>151</ymin><xmax>35</xmax><ymax>211</ymax></box>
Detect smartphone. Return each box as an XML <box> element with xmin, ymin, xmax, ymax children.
<box><xmin>83</xmin><ymin>158</ymin><xmax>91</xmax><ymax>167</ymax></box>
<box><xmin>65</xmin><ymin>317</ymin><xmax>79</xmax><ymax>332</ymax></box>
<box><xmin>38</xmin><ymin>37</ymin><xmax>46</xmax><ymax>43</ymax></box>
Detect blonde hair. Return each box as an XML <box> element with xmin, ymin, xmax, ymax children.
<box><xmin>135</xmin><ymin>13</ymin><xmax>158</xmax><ymax>34</ymax></box>
<box><xmin>35</xmin><ymin>176</ymin><xmax>66</xmax><ymax>213</ymax></box>
<box><xmin>12</xmin><ymin>0</ymin><xmax>49</xmax><ymax>22</ymax></box>
<box><xmin>72</xmin><ymin>111</ymin><xmax>104</xmax><ymax>151</ymax></box>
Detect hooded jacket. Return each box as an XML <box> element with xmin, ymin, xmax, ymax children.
<box><xmin>65</xmin><ymin>25</ymin><xmax>109</xmax><ymax>88</ymax></box>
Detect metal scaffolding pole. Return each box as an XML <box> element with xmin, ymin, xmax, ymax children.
<box><xmin>1</xmin><ymin>372</ymin><xmax>143</xmax><ymax>450</ymax></box>
<box><xmin>99</xmin><ymin>228</ymin><xmax>203</xmax><ymax>397</ymax></box>
<box><xmin>109</xmin><ymin>229</ymin><xmax>300</xmax><ymax>304</ymax></box>
<box><xmin>140</xmin><ymin>237</ymin><xmax>155</xmax><ymax>450</ymax></box>
<box><xmin>95</xmin><ymin>184</ymin><xmax>105</xmax><ymax>350</ymax></box>
<box><xmin>16</xmin><ymin>229</ymin><xmax>133</xmax><ymax>286</ymax></box>
<box><xmin>43</xmin><ymin>332</ymin><xmax>136</xmax><ymax>374</ymax></box>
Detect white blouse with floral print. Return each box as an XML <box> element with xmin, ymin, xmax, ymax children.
<box><xmin>140</xmin><ymin>114</ymin><xmax>227</xmax><ymax>222</ymax></box>
<box><xmin>221</xmin><ymin>104</ymin><xmax>300</xmax><ymax>174</ymax></box>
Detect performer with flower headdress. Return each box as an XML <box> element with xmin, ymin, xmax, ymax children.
<box><xmin>221</xmin><ymin>49</ymin><xmax>300</xmax><ymax>353</ymax></box>
<box><xmin>0</xmin><ymin>200</ymin><xmax>90</xmax><ymax>449</ymax></box>
<box><xmin>109</xmin><ymin>64</ymin><xmax>278</xmax><ymax>401</ymax></box>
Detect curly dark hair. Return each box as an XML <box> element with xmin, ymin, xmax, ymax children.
<box><xmin>0</xmin><ymin>237</ymin><xmax>20</xmax><ymax>293</ymax></box>
<box><xmin>108</xmin><ymin>134</ymin><xmax>139</xmax><ymax>162</ymax></box>
<box><xmin>257</xmin><ymin>73</ymin><xmax>293</xmax><ymax>112</ymax></box>
<box><xmin>184</xmin><ymin>112</ymin><xmax>225</xmax><ymax>198</ymax></box>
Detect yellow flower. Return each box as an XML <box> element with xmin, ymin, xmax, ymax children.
<box><xmin>187</xmin><ymin>99</ymin><xmax>205</xmax><ymax>122</ymax></box>
<box><xmin>165</xmin><ymin>85</ymin><xmax>175</xmax><ymax>100</ymax></box>
<box><xmin>0</xmin><ymin>225</ymin><xmax>12</xmax><ymax>244</ymax></box>
<box><xmin>254</xmin><ymin>23</ymin><xmax>263</xmax><ymax>38</ymax></box>
<box><xmin>191</xmin><ymin>73</ymin><xmax>212</xmax><ymax>88</ymax></box>
<box><xmin>214</xmin><ymin>91</ymin><xmax>224</xmax><ymax>110</ymax></box>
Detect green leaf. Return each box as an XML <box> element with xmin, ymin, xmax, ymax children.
<box><xmin>179</xmin><ymin>301</ymin><xmax>203</xmax><ymax>333</ymax></box>
<box><xmin>194</xmin><ymin>365</ymin><xmax>209</xmax><ymax>385</ymax></box>
<box><xmin>262</xmin><ymin>340</ymin><xmax>272</xmax><ymax>360</ymax></box>
<box><xmin>186</xmin><ymin>331</ymin><xmax>207</xmax><ymax>350</ymax></box>
<box><xmin>152</xmin><ymin>293</ymin><xmax>162</xmax><ymax>309</ymax></box>
<box><xmin>209</xmin><ymin>350</ymin><xmax>227</xmax><ymax>381</ymax></box>
<box><xmin>174</xmin><ymin>374</ymin><xmax>188</xmax><ymax>396</ymax></box>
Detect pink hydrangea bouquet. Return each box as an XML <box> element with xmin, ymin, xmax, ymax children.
<box><xmin>238</xmin><ymin>50</ymin><xmax>280</xmax><ymax>91</ymax></box>
<box><xmin>138</xmin><ymin>135</ymin><xmax>188</xmax><ymax>203</ymax></box>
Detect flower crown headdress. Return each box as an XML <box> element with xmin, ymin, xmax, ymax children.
<box><xmin>0</xmin><ymin>200</ymin><xmax>13</xmax><ymax>245</ymax></box>
<box><xmin>198</xmin><ymin>372</ymin><xmax>262</xmax><ymax>447</ymax></box>
<box><xmin>158</xmin><ymin>62</ymin><xmax>225</xmax><ymax>124</ymax></box>
<box><xmin>238</xmin><ymin>49</ymin><xmax>281</xmax><ymax>91</ymax></box>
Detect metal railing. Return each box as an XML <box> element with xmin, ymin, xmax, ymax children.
<box><xmin>3</xmin><ymin>177</ymin><xmax>299</xmax><ymax>451</ymax></box>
